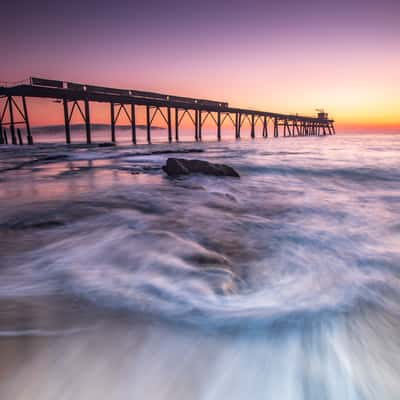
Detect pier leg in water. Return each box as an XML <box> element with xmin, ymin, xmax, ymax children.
<box><xmin>3</xmin><ymin>129</ymin><xmax>8</xmax><ymax>144</ymax></box>
<box><xmin>22</xmin><ymin>96</ymin><xmax>33</xmax><ymax>145</ymax></box>
<box><xmin>198</xmin><ymin>110</ymin><xmax>202</xmax><ymax>141</ymax></box>
<box><xmin>217</xmin><ymin>111</ymin><xmax>221</xmax><ymax>141</ymax></box>
<box><xmin>251</xmin><ymin>114</ymin><xmax>255</xmax><ymax>138</ymax></box>
<box><xmin>8</xmin><ymin>96</ymin><xmax>17</xmax><ymax>145</ymax></box>
<box><xmin>63</xmin><ymin>99</ymin><xmax>71</xmax><ymax>144</ymax></box>
<box><xmin>84</xmin><ymin>99</ymin><xmax>91</xmax><ymax>144</ymax></box>
<box><xmin>195</xmin><ymin>109</ymin><xmax>199</xmax><ymax>141</ymax></box>
<box><xmin>175</xmin><ymin>108</ymin><xmax>179</xmax><ymax>142</ymax></box>
<box><xmin>110</xmin><ymin>103</ymin><xmax>116</xmax><ymax>143</ymax></box>
<box><xmin>262</xmin><ymin>116</ymin><xmax>267</xmax><ymax>137</ymax></box>
<box><xmin>295</xmin><ymin>121</ymin><xmax>300</xmax><ymax>136</ymax></box>
<box><xmin>167</xmin><ymin>107</ymin><xmax>172</xmax><ymax>143</ymax></box>
<box><xmin>274</xmin><ymin>118</ymin><xmax>279</xmax><ymax>138</ymax></box>
<box><xmin>17</xmin><ymin>128</ymin><xmax>23</xmax><ymax>145</ymax></box>
<box><xmin>131</xmin><ymin>104</ymin><xmax>136</xmax><ymax>144</ymax></box>
<box><xmin>146</xmin><ymin>105</ymin><xmax>151</xmax><ymax>144</ymax></box>
<box><xmin>235</xmin><ymin>113</ymin><xmax>238</xmax><ymax>139</ymax></box>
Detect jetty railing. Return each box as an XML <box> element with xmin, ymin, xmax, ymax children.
<box><xmin>0</xmin><ymin>77</ymin><xmax>335</xmax><ymax>145</ymax></box>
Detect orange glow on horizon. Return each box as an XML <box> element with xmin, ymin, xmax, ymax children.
<box><xmin>3</xmin><ymin>96</ymin><xmax>397</xmax><ymax>134</ymax></box>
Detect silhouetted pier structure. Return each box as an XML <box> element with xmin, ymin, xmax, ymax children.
<box><xmin>0</xmin><ymin>77</ymin><xmax>335</xmax><ymax>145</ymax></box>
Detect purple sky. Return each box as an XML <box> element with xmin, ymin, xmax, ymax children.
<box><xmin>1</xmin><ymin>0</ymin><xmax>400</xmax><ymax>129</ymax></box>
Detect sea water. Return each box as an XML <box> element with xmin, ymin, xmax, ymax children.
<box><xmin>0</xmin><ymin>133</ymin><xmax>399</xmax><ymax>399</ymax></box>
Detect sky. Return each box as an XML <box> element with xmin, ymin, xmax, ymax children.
<box><xmin>1</xmin><ymin>0</ymin><xmax>399</xmax><ymax>132</ymax></box>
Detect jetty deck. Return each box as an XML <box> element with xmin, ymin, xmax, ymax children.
<box><xmin>0</xmin><ymin>77</ymin><xmax>335</xmax><ymax>145</ymax></box>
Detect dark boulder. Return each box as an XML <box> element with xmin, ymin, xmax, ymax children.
<box><xmin>162</xmin><ymin>158</ymin><xmax>240</xmax><ymax>178</ymax></box>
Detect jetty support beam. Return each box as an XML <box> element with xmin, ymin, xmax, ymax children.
<box><xmin>251</xmin><ymin>114</ymin><xmax>255</xmax><ymax>138</ymax></box>
<box><xmin>167</xmin><ymin>106</ymin><xmax>172</xmax><ymax>143</ymax></box>
<box><xmin>217</xmin><ymin>111</ymin><xmax>221</xmax><ymax>140</ymax></box>
<box><xmin>146</xmin><ymin>105</ymin><xmax>151</xmax><ymax>143</ymax></box>
<box><xmin>63</xmin><ymin>99</ymin><xmax>71</xmax><ymax>144</ymax></box>
<box><xmin>263</xmin><ymin>116</ymin><xmax>267</xmax><ymax>137</ymax></box>
<box><xmin>17</xmin><ymin>128</ymin><xmax>23</xmax><ymax>145</ymax></box>
<box><xmin>84</xmin><ymin>99</ymin><xmax>91</xmax><ymax>144</ymax></box>
<box><xmin>236</xmin><ymin>113</ymin><xmax>240</xmax><ymax>139</ymax></box>
<box><xmin>22</xmin><ymin>97</ymin><xmax>33</xmax><ymax>144</ymax></box>
<box><xmin>110</xmin><ymin>103</ymin><xmax>116</xmax><ymax>142</ymax></box>
<box><xmin>195</xmin><ymin>109</ymin><xmax>199</xmax><ymax>141</ymax></box>
<box><xmin>175</xmin><ymin>108</ymin><xmax>179</xmax><ymax>141</ymax></box>
<box><xmin>8</xmin><ymin>97</ymin><xmax>17</xmax><ymax>144</ymax></box>
<box><xmin>131</xmin><ymin>104</ymin><xmax>136</xmax><ymax>144</ymax></box>
<box><xmin>198</xmin><ymin>110</ymin><xmax>202</xmax><ymax>140</ymax></box>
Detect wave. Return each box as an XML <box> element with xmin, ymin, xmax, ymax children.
<box><xmin>239</xmin><ymin>164</ymin><xmax>400</xmax><ymax>184</ymax></box>
<box><xmin>0</xmin><ymin>327</ymin><xmax>92</xmax><ymax>337</ymax></box>
<box><xmin>3</xmin><ymin>212</ymin><xmax>399</xmax><ymax>329</ymax></box>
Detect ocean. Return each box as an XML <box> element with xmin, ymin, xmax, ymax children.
<box><xmin>0</xmin><ymin>133</ymin><xmax>399</xmax><ymax>399</ymax></box>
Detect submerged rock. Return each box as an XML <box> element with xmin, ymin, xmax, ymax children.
<box><xmin>162</xmin><ymin>158</ymin><xmax>240</xmax><ymax>178</ymax></box>
<box><xmin>98</xmin><ymin>142</ymin><xmax>116</xmax><ymax>147</ymax></box>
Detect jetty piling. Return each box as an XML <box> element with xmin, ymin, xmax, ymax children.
<box><xmin>110</xmin><ymin>103</ymin><xmax>116</xmax><ymax>143</ymax></box>
<box><xmin>17</xmin><ymin>128</ymin><xmax>23</xmax><ymax>145</ymax></box>
<box><xmin>22</xmin><ymin>96</ymin><xmax>33</xmax><ymax>144</ymax></box>
<box><xmin>145</xmin><ymin>105</ymin><xmax>151</xmax><ymax>144</ymax></box>
<box><xmin>8</xmin><ymin>96</ymin><xmax>17</xmax><ymax>144</ymax></box>
<box><xmin>63</xmin><ymin>99</ymin><xmax>71</xmax><ymax>144</ymax></box>
<box><xmin>167</xmin><ymin>106</ymin><xmax>172</xmax><ymax>143</ymax></box>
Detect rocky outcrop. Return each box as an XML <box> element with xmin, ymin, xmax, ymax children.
<box><xmin>162</xmin><ymin>158</ymin><xmax>240</xmax><ymax>178</ymax></box>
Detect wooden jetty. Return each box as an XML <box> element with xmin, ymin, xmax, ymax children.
<box><xmin>0</xmin><ymin>77</ymin><xmax>335</xmax><ymax>145</ymax></box>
